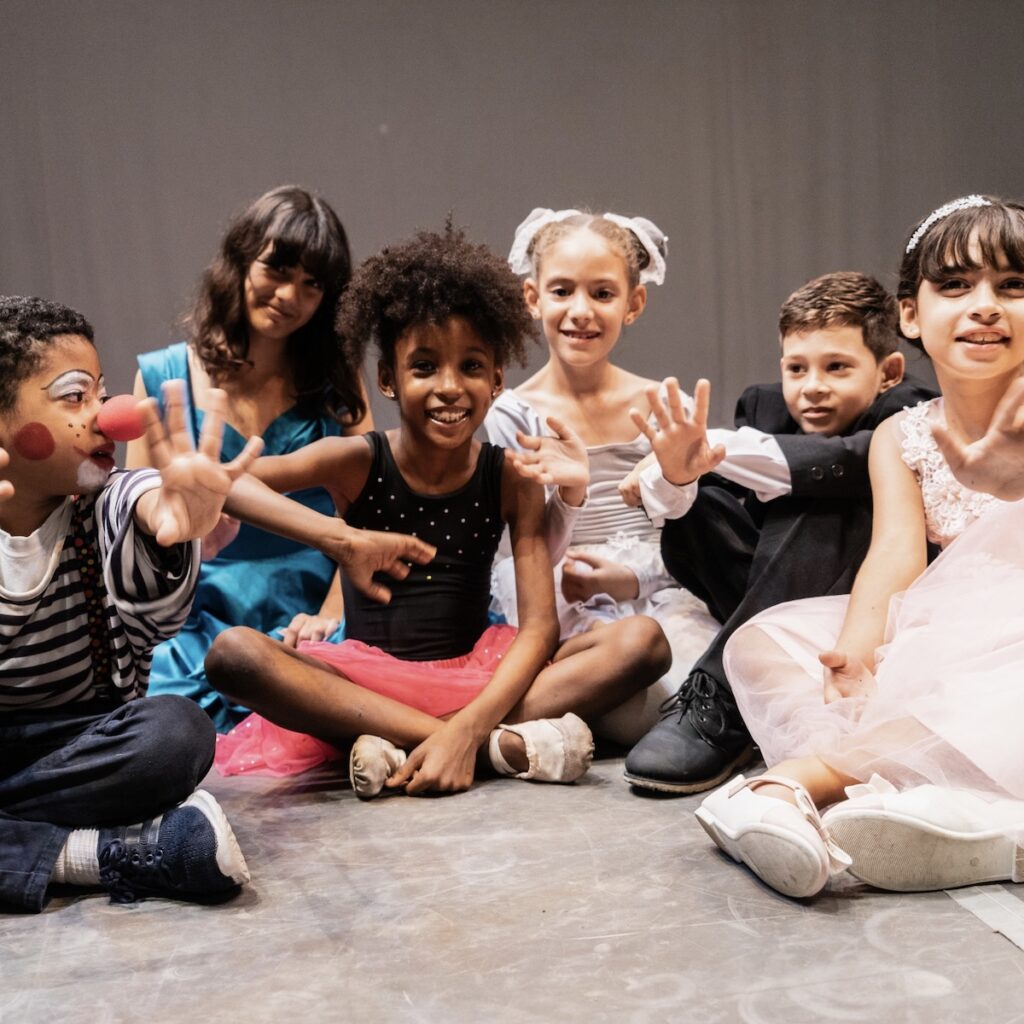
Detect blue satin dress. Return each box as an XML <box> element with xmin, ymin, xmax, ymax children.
<box><xmin>138</xmin><ymin>343</ymin><xmax>343</xmax><ymax>731</ymax></box>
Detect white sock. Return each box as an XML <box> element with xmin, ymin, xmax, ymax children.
<box><xmin>52</xmin><ymin>829</ymin><xmax>100</xmax><ymax>886</ymax></box>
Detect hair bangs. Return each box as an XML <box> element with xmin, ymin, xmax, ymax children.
<box><xmin>261</xmin><ymin>205</ymin><xmax>349</xmax><ymax>287</ymax></box>
<box><xmin>917</xmin><ymin>204</ymin><xmax>1024</xmax><ymax>283</ymax></box>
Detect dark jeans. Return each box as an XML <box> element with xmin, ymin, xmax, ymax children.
<box><xmin>0</xmin><ymin>695</ymin><xmax>215</xmax><ymax>912</ymax></box>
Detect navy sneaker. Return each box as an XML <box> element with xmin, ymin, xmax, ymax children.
<box><xmin>98</xmin><ymin>790</ymin><xmax>250</xmax><ymax>904</ymax></box>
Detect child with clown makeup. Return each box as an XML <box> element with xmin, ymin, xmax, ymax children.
<box><xmin>0</xmin><ymin>295</ymin><xmax>428</xmax><ymax>912</ymax></box>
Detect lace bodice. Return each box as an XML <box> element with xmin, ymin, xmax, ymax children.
<box><xmin>899</xmin><ymin>398</ymin><xmax>1005</xmax><ymax>548</ymax></box>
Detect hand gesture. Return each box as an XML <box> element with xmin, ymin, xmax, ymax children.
<box><xmin>819</xmin><ymin>650</ymin><xmax>877</xmax><ymax>704</ymax></box>
<box><xmin>617</xmin><ymin>453</ymin><xmax>657</xmax><ymax>508</ymax></box>
<box><xmin>385</xmin><ymin>719</ymin><xmax>479</xmax><ymax>795</ymax></box>
<box><xmin>321</xmin><ymin>523</ymin><xmax>436</xmax><ymax>604</ymax></box>
<box><xmin>506</xmin><ymin>415</ymin><xmax>589</xmax><ymax>506</ymax></box>
<box><xmin>0</xmin><ymin>446</ymin><xmax>13</xmax><ymax>503</ymax></box>
<box><xmin>282</xmin><ymin>612</ymin><xmax>341</xmax><ymax>648</ymax></box>
<box><xmin>932</xmin><ymin>376</ymin><xmax>1024</xmax><ymax>500</ymax></box>
<box><xmin>136</xmin><ymin>381</ymin><xmax>264</xmax><ymax>545</ymax></box>
<box><xmin>561</xmin><ymin>550</ymin><xmax>640</xmax><ymax>603</ymax></box>
<box><xmin>200</xmin><ymin>514</ymin><xmax>241</xmax><ymax>560</ymax></box>
<box><xmin>630</xmin><ymin>377</ymin><xmax>725</xmax><ymax>486</ymax></box>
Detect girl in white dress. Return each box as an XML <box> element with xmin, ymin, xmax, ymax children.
<box><xmin>696</xmin><ymin>195</ymin><xmax>1024</xmax><ymax>898</ymax></box>
<box><xmin>485</xmin><ymin>209</ymin><xmax>719</xmax><ymax>744</ymax></box>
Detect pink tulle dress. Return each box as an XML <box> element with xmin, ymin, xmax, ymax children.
<box><xmin>215</xmin><ymin>624</ymin><xmax>518</xmax><ymax>776</ymax></box>
<box><xmin>724</xmin><ymin>398</ymin><xmax>1024</xmax><ymax>800</ymax></box>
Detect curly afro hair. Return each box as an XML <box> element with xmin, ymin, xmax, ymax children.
<box><xmin>337</xmin><ymin>223</ymin><xmax>537</xmax><ymax>370</ymax></box>
<box><xmin>0</xmin><ymin>296</ymin><xmax>94</xmax><ymax>415</ymax></box>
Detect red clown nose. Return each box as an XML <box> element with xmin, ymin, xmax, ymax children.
<box><xmin>97</xmin><ymin>394</ymin><xmax>147</xmax><ymax>442</ymax></box>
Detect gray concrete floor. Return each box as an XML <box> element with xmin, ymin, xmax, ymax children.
<box><xmin>4</xmin><ymin>754</ymin><xmax>1024</xmax><ymax>1023</ymax></box>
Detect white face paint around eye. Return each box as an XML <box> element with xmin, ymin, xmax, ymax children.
<box><xmin>44</xmin><ymin>370</ymin><xmax>106</xmax><ymax>403</ymax></box>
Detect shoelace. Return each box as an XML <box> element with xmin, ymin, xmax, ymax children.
<box><xmin>98</xmin><ymin>838</ymin><xmax>168</xmax><ymax>904</ymax></box>
<box><xmin>658</xmin><ymin>670</ymin><xmax>732</xmax><ymax>742</ymax></box>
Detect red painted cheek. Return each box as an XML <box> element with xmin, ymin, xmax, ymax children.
<box><xmin>12</xmin><ymin>422</ymin><xmax>56</xmax><ymax>460</ymax></box>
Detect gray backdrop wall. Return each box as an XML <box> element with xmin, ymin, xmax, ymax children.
<box><xmin>2</xmin><ymin>0</ymin><xmax>1022</xmax><ymax>426</ymax></box>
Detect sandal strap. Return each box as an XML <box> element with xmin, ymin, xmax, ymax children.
<box><xmin>739</xmin><ymin>774</ymin><xmax>853</xmax><ymax>875</ymax></box>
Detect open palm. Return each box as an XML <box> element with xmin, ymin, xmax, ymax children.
<box><xmin>631</xmin><ymin>377</ymin><xmax>725</xmax><ymax>486</ymax></box>
<box><xmin>139</xmin><ymin>381</ymin><xmax>264</xmax><ymax>546</ymax></box>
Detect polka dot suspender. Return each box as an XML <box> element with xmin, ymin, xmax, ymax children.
<box><xmin>69</xmin><ymin>497</ymin><xmax>114</xmax><ymax>693</ymax></box>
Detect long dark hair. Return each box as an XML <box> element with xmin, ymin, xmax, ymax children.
<box><xmin>188</xmin><ymin>185</ymin><xmax>365</xmax><ymax>425</ymax></box>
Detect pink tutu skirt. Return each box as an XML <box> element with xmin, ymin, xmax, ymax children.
<box><xmin>724</xmin><ymin>500</ymin><xmax>1024</xmax><ymax>799</ymax></box>
<box><xmin>214</xmin><ymin>624</ymin><xmax>518</xmax><ymax>777</ymax></box>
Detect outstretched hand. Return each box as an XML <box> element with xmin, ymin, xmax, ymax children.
<box><xmin>0</xmin><ymin>446</ymin><xmax>12</xmax><ymax>503</ymax></box>
<box><xmin>135</xmin><ymin>381</ymin><xmax>264</xmax><ymax>545</ymax></box>
<box><xmin>506</xmin><ymin>415</ymin><xmax>589</xmax><ymax>506</ymax></box>
<box><xmin>819</xmin><ymin>650</ymin><xmax>877</xmax><ymax>704</ymax></box>
<box><xmin>932</xmin><ymin>376</ymin><xmax>1024</xmax><ymax>500</ymax></box>
<box><xmin>320</xmin><ymin>524</ymin><xmax>436</xmax><ymax>604</ymax></box>
<box><xmin>630</xmin><ymin>377</ymin><xmax>725</xmax><ymax>486</ymax></box>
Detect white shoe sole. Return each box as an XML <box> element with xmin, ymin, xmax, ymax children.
<box><xmin>695</xmin><ymin>803</ymin><xmax>829</xmax><ymax>899</ymax></box>
<box><xmin>184</xmin><ymin>789</ymin><xmax>251</xmax><ymax>885</ymax></box>
<box><xmin>825</xmin><ymin>808</ymin><xmax>1020</xmax><ymax>892</ymax></box>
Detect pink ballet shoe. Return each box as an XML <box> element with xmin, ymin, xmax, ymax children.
<box><xmin>488</xmin><ymin>713</ymin><xmax>594</xmax><ymax>783</ymax></box>
<box><xmin>822</xmin><ymin>775</ymin><xmax>1024</xmax><ymax>892</ymax></box>
<box><xmin>695</xmin><ymin>773</ymin><xmax>851</xmax><ymax>898</ymax></box>
<box><xmin>349</xmin><ymin>735</ymin><xmax>408</xmax><ymax>801</ymax></box>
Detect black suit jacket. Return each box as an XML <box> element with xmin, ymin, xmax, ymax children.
<box><xmin>729</xmin><ymin>374</ymin><xmax>938</xmax><ymax>604</ymax></box>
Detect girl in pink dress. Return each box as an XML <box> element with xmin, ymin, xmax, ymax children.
<box><xmin>208</xmin><ymin>226</ymin><xmax>671</xmax><ymax>798</ymax></box>
<box><xmin>696</xmin><ymin>195</ymin><xmax>1024</xmax><ymax>897</ymax></box>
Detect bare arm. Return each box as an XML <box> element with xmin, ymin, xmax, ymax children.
<box><xmin>226</xmin><ymin>444</ymin><xmax>434</xmax><ymax>602</ymax></box>
<box><xmin>824</xmin><ymin>417</ymin><xmax>928</xmax><ymax>688</ymax></box>
<box><xmin>389</xmin><ymin>462</ymin><xmax>559</xmax><ymax>795</ymax></box>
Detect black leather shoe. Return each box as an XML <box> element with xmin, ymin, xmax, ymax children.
<box><xmin>624</xmin><ymin>671</ymin><xmax>754</xmax><ymax>794</ymax></box>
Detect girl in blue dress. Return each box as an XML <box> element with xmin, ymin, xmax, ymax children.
<box><xmin>128</xmin><ymin>185</ymin><xmax>371</xmax><ymax>730</ymax></box>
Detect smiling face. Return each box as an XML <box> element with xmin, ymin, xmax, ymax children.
<box><xmin>524</xmin><ymin>228</ymin><xmax>646</xmax><ymax>370</ymax></box>
<box><xmin>900</xmin><ymin>243</ymin><xmax>1024</xmax><ymax>387</ymax></box>
<box><xmin>0</xmin><ymin>335</ymin><xmax>114</xmax><ymax>509</ymax></box>
<box><xmin>780</xmin><ymin>325</ymin><xmax>902</xmax><ymax>435</ymax></box>
<box><xmin>379</xmin><ymin>316</ymin><xmax>503</xmax><ymax>452</ymax></box>
<box><xmin>243</xmin><ymin>243</ymin><xmax>325</xmax><ymax>343</ymax></box>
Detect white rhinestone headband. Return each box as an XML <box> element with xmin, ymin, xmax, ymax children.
<box><xmin>905</xmin><ymin>195</ymin><xmax>991</xmax><ymax>254</ymax></box>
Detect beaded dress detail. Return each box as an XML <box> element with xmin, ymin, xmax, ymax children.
<box><xmin>899</xmin><ymin>398</ymin><xmax>1005</xmax><ymax>548</ymax></box>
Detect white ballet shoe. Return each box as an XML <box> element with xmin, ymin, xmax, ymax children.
<box><xmin>822</xmin><ymin>775</ymin><xmax>1024</xmax><ymax>892</ymax></box>
<box><xmin>349</xmin><ymin>735</ymin><xmax>407</xmax><ymax>801</ymax></box>
<box><xmin>695</xmin><ymin>773</ymin><xmax>852</xmax><ymax>899</ymax></box>
<box><xmin>488</xmin><ymin>713</ymin><xmax>594</xmax><ymax>783</ymax></box>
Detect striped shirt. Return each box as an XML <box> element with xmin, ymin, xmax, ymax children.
<box><xmin>0</xmin><ymin>470</ymin><xmax>199</xmax><ymax>709</ymax></box>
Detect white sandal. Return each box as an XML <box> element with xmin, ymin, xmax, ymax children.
<box><xmin>349</xmin><ymin>735</ymin><xmax>408</xmax><ymax>800</ymax></box>
<box><xmin>695</xmin><ymin>773</ymin><xmax>851</xmax><ymax>898</ymax></box>
<box><xmin>488</xmin><ymin>713</ymin><xmax>594</xmax><ymax>783</ymax></box>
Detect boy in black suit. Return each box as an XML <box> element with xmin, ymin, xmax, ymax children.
<box><xmin>623</xmin><ymin>272</ymin><xmax>937</xmax><ymax>794</ymax></box>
